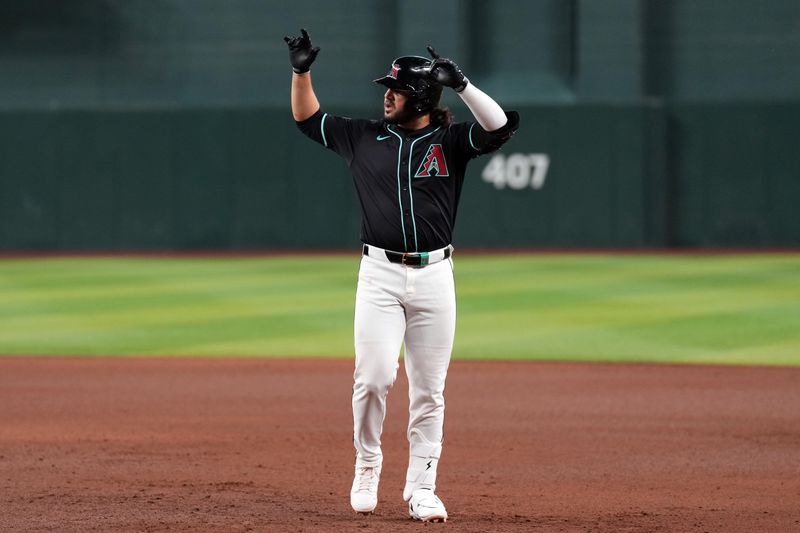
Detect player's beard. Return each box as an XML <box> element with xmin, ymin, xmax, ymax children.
<box><xmin>385</xmin><ymin>102</ymin><xmax>425</xmax><ymax>125</ymax></box>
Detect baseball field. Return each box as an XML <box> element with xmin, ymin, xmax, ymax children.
<box><xmin>2</xmin><ymin>253</ymin><xmax>800</xmax><ymax>531</ymax></box>
<box><xmin>2</xmin><ymin>253</ymin><xmax>799</xmax><ymax>363</ymax></box>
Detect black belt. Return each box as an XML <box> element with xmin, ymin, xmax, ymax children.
<box><xmin>363</xmin><ymin>244</ymin><xmax>451</xmax><ymax>267</ymax></box>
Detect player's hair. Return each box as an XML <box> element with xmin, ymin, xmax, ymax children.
<box><xmin>430</xmin><ymin>106</ymin><xmax>453</xmax><ymax>127</ymax></box>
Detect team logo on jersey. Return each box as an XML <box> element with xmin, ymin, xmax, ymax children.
<box><xmin>414</xmin><ymin>144</ymin><xmax>449</xmax><ymax>178</ymax></box>
<box><xmin>389</xmin><ymin>64</ymin><xmax>400</xmax><ymax>79</ymax></box>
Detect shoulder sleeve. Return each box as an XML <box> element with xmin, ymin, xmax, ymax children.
<box><xmin>295</xmin><ymin>109</ymin><xmax>362</xmax><ymax>162</ymax></box>
<box><xmin>451</xmin><ymin>111</ymin><xmax>520</xmax><ymax>159</ymax></box>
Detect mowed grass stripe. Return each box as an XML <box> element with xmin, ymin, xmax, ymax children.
<box><xmin>454</xmin><ymin>255</ymin><xmax>800</xmax><ymax>364</ymax></box>
<box><xmin>0</xmin><ymin>255</ymin><xmax>798</xmax><ymax>364</ymax></box>
<box><xmin>0</xmin><ymin>257</ymin><xmax>356</xmax><ymax>356</ymax></box>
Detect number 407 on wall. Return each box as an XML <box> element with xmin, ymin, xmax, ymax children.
<box><xmin>481</xmin><ymin>153</ymin><xmax>550</xmax><ymax>190</ymax></box>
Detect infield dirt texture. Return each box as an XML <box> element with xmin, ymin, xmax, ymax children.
<box><xmin>2</xmin><ymin>357</ymin><xmax>799</xmax><ymax>532</ymax></box>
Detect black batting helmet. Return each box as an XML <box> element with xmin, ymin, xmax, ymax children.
<box><xmin>373</xmin><ymin>56</ymin><xmax>443</xmax><ymax>114</ymax></box>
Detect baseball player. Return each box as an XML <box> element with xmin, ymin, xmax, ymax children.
<box><xmin>285</xmin><ymin>28</ymin><xmax>518</xmax><ymax>522</ymax></box>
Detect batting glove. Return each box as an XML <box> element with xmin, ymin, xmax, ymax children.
<box><xmin>415</xmin><ymin>46</ymin><xmax>469</xmax><ymax>92</ymax></box>
<box><xmin>284</xmin><ymin>28</ymin><xmax>320</xmax><ymax>74</ymax></box>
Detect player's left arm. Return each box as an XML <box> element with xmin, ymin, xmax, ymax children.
<box><xmin>415</xmin><ymin>46</ymin><xmax>519</xmax><ymax>153</ymax></box>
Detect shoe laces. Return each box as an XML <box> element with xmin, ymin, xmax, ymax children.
<box><xmin>355</xmin><ymin>466</ymin><xmax>378</xmax><ymax>492</ymax></box>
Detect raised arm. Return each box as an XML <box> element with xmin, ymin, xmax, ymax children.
<box><xmin>291</xmin><ymin>72</ymin><xmax>320</xmax><ymax>121</ymax></box>
<box><xmin>413</xmin><ymin>46</ymin><xmax>509</xmax><ymax>132</ymax></box>
<box><xmin>284</xmin><ymin>28</ymin><xmax>321</xmax><ymax>121</ymax></box>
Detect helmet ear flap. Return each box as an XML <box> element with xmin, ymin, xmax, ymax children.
<box><xmin>412</xmin><ymin>94</ymin><xmax>431</xmax><ymax>113</ymax></box>
<box><xmin>408</xmin><ymin>78</ymin><xmax>441</xmax><ymax>114</ymax></box>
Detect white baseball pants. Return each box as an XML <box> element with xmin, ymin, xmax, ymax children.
<box><xmin>352</xmin><ymin>248</ymin><xmax>456</xmax><ymax>482</ymax></box>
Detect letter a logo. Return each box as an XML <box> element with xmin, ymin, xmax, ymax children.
<box><xmin>414</xmin><ymin>144</ymin><xmax>450</xmax><ymax>178</ymax></box>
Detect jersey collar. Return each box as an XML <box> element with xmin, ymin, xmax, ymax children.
<box><xmin>384</xmin><ymin>121</ymin><xmax>438</xmax><ymax>139</ymax></box>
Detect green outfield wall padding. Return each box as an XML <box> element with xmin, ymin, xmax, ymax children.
<box><xmin>457</xmin><ymin>105</ymin><xmax>666</xmax><ymax>247</ymax></box>
<box><xmin>0</xmin><ymin>109</ymin><xmax>364</xmax><ymax>250</ymax></box>
<box><xmin>668</xmin><ymin>104</ymin><xmax>800</xmax><ymax>246</ymax></box>
<box><xmin>2</xmin><ymin>104</ymin><xmax>799</xmax><ymax>250</ymax></box>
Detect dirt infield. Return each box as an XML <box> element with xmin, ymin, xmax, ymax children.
<box><xmin>1</xmin><ymin>359</ymin><xmax>799</xmax><ymax>532</ymax></box>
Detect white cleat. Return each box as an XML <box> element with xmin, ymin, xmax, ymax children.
<box><xmin>408</xmin><ymin>488</ymin><xmax>448</xmax><ymax>522</ymax></box>
<box><xmin>350</xmin><ymin>465</ymin><xmax>381</xmax><ymax>514</ymax></box>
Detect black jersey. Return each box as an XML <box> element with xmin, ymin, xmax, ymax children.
<box><xmin>296</xmin><ymin>109</ymin><xmax>519</xmax><ymax>252</ymax></box>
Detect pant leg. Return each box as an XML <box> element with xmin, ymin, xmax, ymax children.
<box><xmin>352</xmin><ymin>256</ymin><xmax>407</xmax><ymax>467</ymax></box>
<box><xmin>402</xmin><ymin>258</ymin><xmax>456</xmax><ymax>496</ymax></box>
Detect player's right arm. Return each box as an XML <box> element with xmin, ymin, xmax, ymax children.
<box><xmin>285</xmin><ymin>28</ymin><xmax>321</xmax><ymax>121</ymax></box>
<box><xmin>285</xmin><ymin>28</ymin><xmax>361</xmax><ymax>163</ymax></box>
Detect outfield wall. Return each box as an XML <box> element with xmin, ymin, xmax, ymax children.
<box><xmin>2</xmin><ymin>103</ymin><xmax>798</xmax><ymax>250</ymax></box>
<box><xmin>2</xmin><ymin>1</ymin><xmax>799</xmax><ymax>249</ymax></box>
<box><xmin>668</xmin><ymin>104</ymin><xmax>800</xmax><ymax>247</ymax></box>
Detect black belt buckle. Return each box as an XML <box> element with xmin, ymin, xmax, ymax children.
<box><xmin>404</xmin><ymin>252</ymin><xmax>429</xmax><ymax>267</ymax></box>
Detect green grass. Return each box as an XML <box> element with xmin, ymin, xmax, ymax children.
<box><xmin>1</xmin><ymin>254</ymin><xmax>799</xmax><ymax>365</ymax></box>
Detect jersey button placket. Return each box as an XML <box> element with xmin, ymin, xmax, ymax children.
<box><xmin>401</xmin><ymin>143</ymin><xmax>415</xmax><ymax>251</ymax></box>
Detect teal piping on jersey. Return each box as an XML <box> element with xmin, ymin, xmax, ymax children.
<box><xmin>321</xmin><ymin>113</ymin><xmax>329</xmax><ymax>147</ymax></box>
<box><xmin>385</xmin><ymin>125</ymin><xmax>408</xmax><ymax>251</ymax></box>
<box><xmin>407</xmin><ymin>126</ymin><xmax>441</xmax><ymax>251</ymax></box>
<box><xmin>468</xmin><ymin>123</ymin><xmax>478</xmax><ymax>151</ymax></box>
